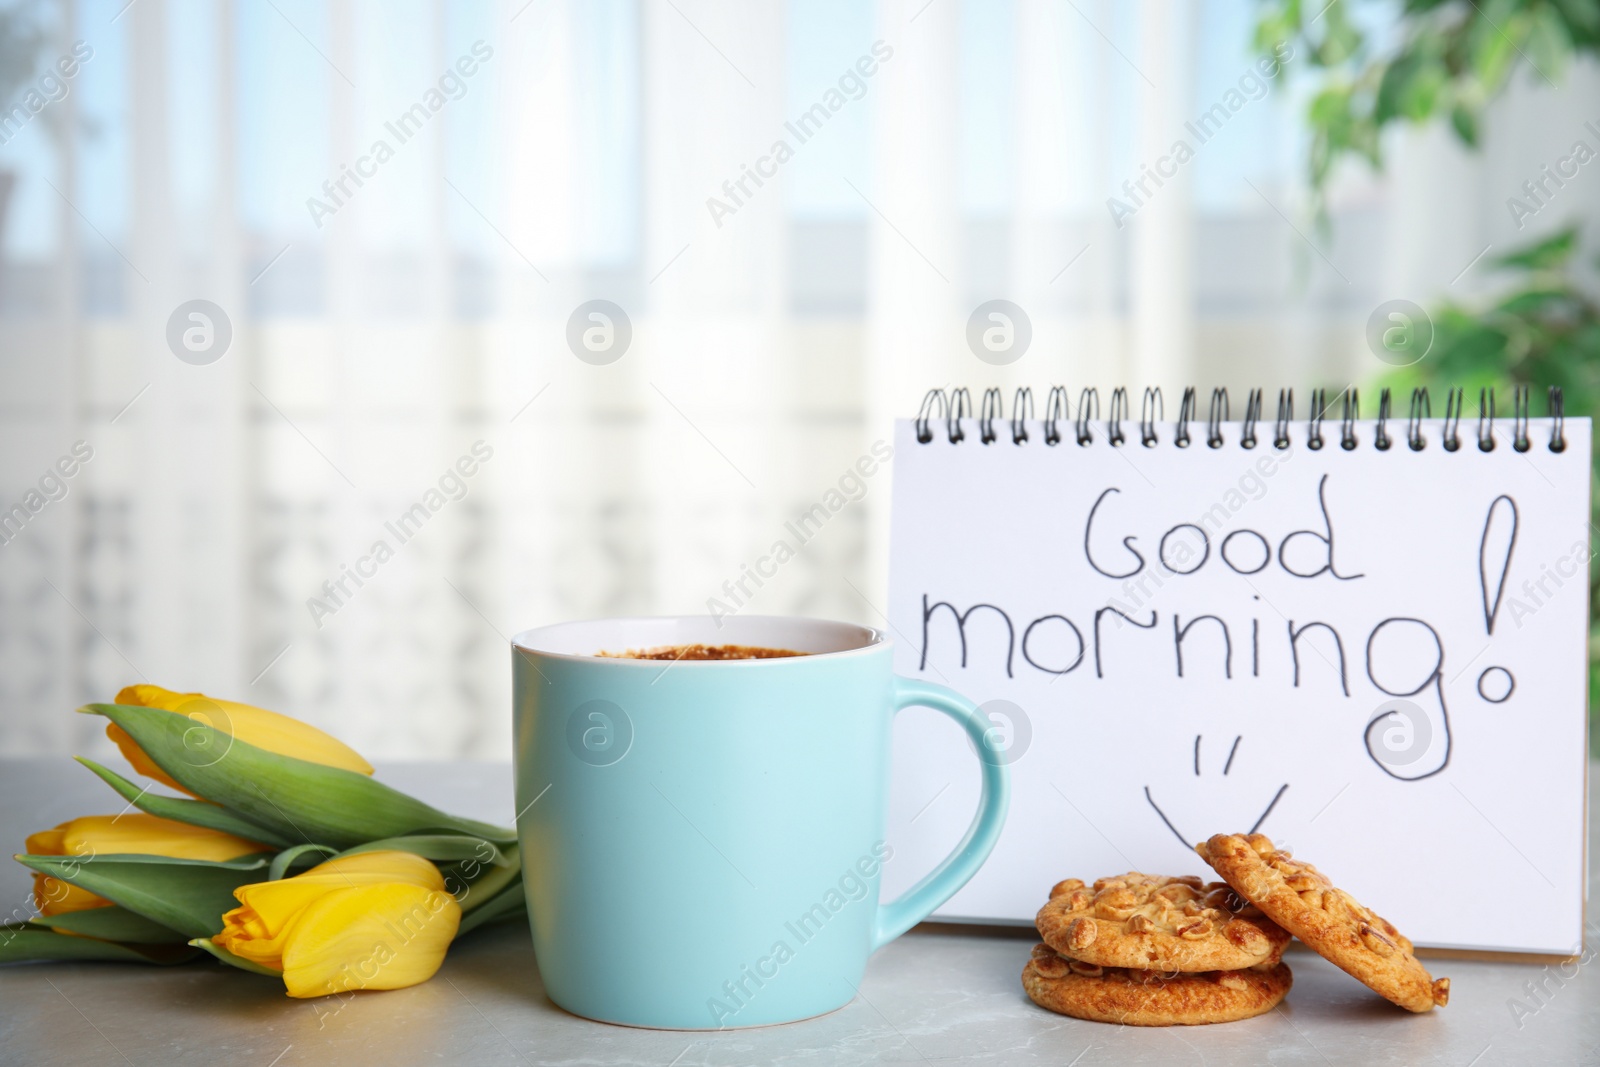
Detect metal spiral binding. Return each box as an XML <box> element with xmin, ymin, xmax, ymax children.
<box><xmin>979</xmin><ymin>387</ymin><xmax>1003</xmax><ymax>445</ymax></box>
<box><xmin>1307</xmin><ymin>388</ymin><xmax>1327</xmax><ymax>450</ymax></box>
<box><xmin>947</xmin><ymin>387</ymin><xmax>971</xmax><ymax>443</ymax></box>
<box><xmin>1408</xmin><ymin>388</ymin><xmax>1430</xmax><ymax>451</ymax></box>
<box><xmin>1241</xmin><ymin>389</ymin><xmax>1263</xmax><ymax>449</ymax></box>
<box><xmin>1044</xmin><ymin>386</ymin><xmax>1068</xmax><ymax>445</ymax></box>
<box><xmin>1477</xmin><ymin>387</ymin><xmax>1496</xmax><ymax>452</ymax></box>
<box><xmin>1108</xmin><ymin>388</ymin><xmax>1130</xmax><ymax>446</ymax></box>
<box><xmin>1550</xmin><ymin>386</ymin><xmax>1566</xmax><ymax>452</ymax></box>
<box><xmin>911</xmin><ymin>385</ymin><xmax>1569</xmax><ymax>451</ymax></box>
<box><xmin>914</xmin><ymin>388</ymin><xmax>946</xmax><ymax>444</ymax></box>
<box><xmin>1075</xmin><ymin>388</ymin><xmax>1098</xmax><ymax>446</ymax></box>
<box><xmin>1274</xmin><ymin>389</ymin><xmax>1293</xmax><ymax>450</ymax></box>
<box><xmin>1011</xmin><ymin>387</ymin><xmax>1034</xmax><ymax>444</ymax></box>
<box><xmin>1140</xmin><ymin>387</ymin><xmax>1163</xmax><ymax>446</ymax></box>
<box><xmin>1443</xmin><ymin>387</ymin><xmax>1464</xmax><ymax>451</ymax></box>
<box><xmin>1175</xmin><ymin>387</ymin><xmax>1197</xmax><ymax>447</ymax></box>
<box><xmin>1207</xmin><ymin>388</ymin><xmax>1229</xmax><ymax>448</ymax></box>
<box><xmin>1512</xmin><ymin>385</ymin><xmax>1530</xmax><ymax>453</ymax></box>
<box><xmin>1340</xmin><ymin>388</ymin><xmax>1359</xmax><ymax>451</ymax></box>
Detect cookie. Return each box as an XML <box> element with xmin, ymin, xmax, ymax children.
<box><xmin>1022</xmin><ymin>943</ymin><xmax>1292</xmax><ymax>1026</ymax></box>
<box><xmin>1036</xmin><ymin>873</ymin><xmax>1290</xmax><ymax>972</ymax></box>
<box><xmin>1197</xmin><ymin>833</ymin><xmax>1449</xmax><ymax>1013</ymax></box>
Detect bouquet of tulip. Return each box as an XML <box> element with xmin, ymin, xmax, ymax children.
<box><xmin>2</xmin><ymin>686</ymin><xmax>523</xmax><ymax>998</ymax></box>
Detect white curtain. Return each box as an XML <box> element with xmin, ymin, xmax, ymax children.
<box><xmin>2</xmin><ymin>0</ymin><xmax>1595</xmax><ymax>759</ymax></box>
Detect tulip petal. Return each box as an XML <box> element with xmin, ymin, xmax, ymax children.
<box><xmin>24</xmin><ymin>829</ymin><xmax>66</xmax><ymax>855</ymax></box>
<box><xmin>76</xmin><ymin>757</ymin><xmax>292</xmax><ymax>847</ymax></box>
<box><xmin>300</xmin><ymin>850</ymin><xmax>447</xmax><ymax>888</ymax></box>
<box><xmin>33</xmin><ymin>874</ymin><xmax>112</xmax><ymax>916</ymax></box>
<box><xmin>279</xmin><ymin>884</ymin><xmax>461</xmax><ymax>998</ymax></box>
<box><xmin>81</xmin><ymin>703</ymin><xmax>515</xmax><ymax>847</ymax></box>
<box><xmin>114</xmin><ymin>685</ymin><xmax>375</xmax><ymax>778</ymax></box>
<box><xmin>232</xmin><ymin>865</ymin><xmax>442</xmax><ymax>927</ymax></box>
<box><xmin>211</xmin><ymin>912</ymin><xmax>292</xmax><ymax>969</ymax></box>
<box><xmin>46</xmin><ymin>814</ymin><xmax>268</xmax><ymax>863</ymax></box>
<box><xmin>15</xmin><ymin>853</ymin><xmax>272</xmax><ymax>939</ymax></box>
<box><xmin>106</xmin><ymin>721</ymin><xmax>189</xmax><ymax>794</ymax></box>
<box><xmin>229</xmin><ymin>882</ymin><xmax>339</xmax><ymax>938</ymax></box>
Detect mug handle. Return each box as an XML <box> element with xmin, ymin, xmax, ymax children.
<box><xmin>871</xmin><ymin>677</ymin><xmax>1011</xmax><ymax>950</ymax></box>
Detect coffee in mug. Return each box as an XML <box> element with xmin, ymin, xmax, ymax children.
<box><xmin>597</xmin><ymin>643</ymin><xmax>805</xmax><ymax>661</ymax></box>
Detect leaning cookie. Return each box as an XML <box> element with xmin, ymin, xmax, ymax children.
<box><xmin>1022</xmin><ymin>943</ymin><xmax>1292</xmax><ymax>1026</ymax></box>
<box><xmin>1036</xmin><ymin>873</ymin><xmax>1290</xmax><ymax>972</ymax></box>
<box><xmin>1197</xmin><ymin>833</ymin><xmax>1449</xmax><ymax>1013</ymax></box>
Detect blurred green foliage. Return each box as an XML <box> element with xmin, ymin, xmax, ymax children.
<box><xmin>1387</xmin><ymin>226</ymin><xmax>1600</xmax><ymax>411</ymax></box>
<box><xmin>1255</xmin><ymin>0</ymin><xmax>1600</xmax><ymax>217</ymax></box>
<box><xmin>1256</xmin><ymin>0</ymin><xmax>1600</xmax><ymax>749</ymax></box>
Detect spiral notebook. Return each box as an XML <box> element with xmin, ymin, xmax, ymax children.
<box><xmin>883</xmin><ymin>386</ymin><xmax>1589</xmax><ymax>956</ymax></box>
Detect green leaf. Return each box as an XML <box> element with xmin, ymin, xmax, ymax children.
<box><xmin>75</xmin><ymin>757</ymin><xmax>292</xmax><ymax>847</ymax></box>
<box><xmin>1495</xmin><ymin>286</ymin><xmax>1583</xmax><ymax>319</ymax></box>
<box><xmin>1527</xmin><ymin>6</ymin><xmax>1573</xmax><ymax>82</ymax></box>
<box><xmin>1376</xmin><ymin>48</ymin><xmax>1449</xmax><ymax>124</ymax></box>
<box><xmin>455</xmin><ymin>879</ymin><xmax>527</xmax><ymax>937</ymax></box>
<box><xmin>454</xmin><ymin>844</ymin><xmax>522</xmax><ymax>914</ymax></box>
<box><xmin>14</xmin><ymin>852</ymin><xmax>271</xmax><ymax>939</ymax></box>
<box><xmin>0</xmin><ymin>925</ymin><xmax>201</xmax><ymax>965</ymax></box>
<box><xmin>339</xmin><ymin>835</ymin><xmax>514</xmax><ymax>869</ymax></box>
<box><xmin>1254</xmin><ymin>17</ymin><xmax>1296</xmax><ymax>57</ymax></box>
<box><xmin>189</xmin><ymin>937</ymin><xmax>283</xmax><ymax>977</ymax></box>
<box><xmin>1449</xmin><ymin>102</ymin><xmax>1479</xmax><ymax>145</ymax></box>
<box><xmin>1375</xmin><ymin>53</ymin><xmax>1416</xmax><ymax>124</ymax></box>
<box><xmin>1308</xmin><ymin>84</ymin><xmax>1351</xmax><ymax>125</ymax></box>
<box><xmin>1493</xmin><ymin>226</ymin><xmax>1580</xmax><ymax>272</ymax></box>
<box><xmin>267</xmin><ymin>843</ymin><xmax>339</xmax><ymax>881</ymax></box>
<box><xmin>1316</xmin><ymin>7</ymin><xmax>1363</xmax><ymax>66</ymax></box>
<box><xmin>81</xmin><ymin>703</ymin><xmax>515</xmax><ymax>848</ymax></box>
<box><xmin>1551</xmin><ymin>0</ymin><xmax>1600</xmax><ymax>39</ymax></box>
<box><xmin>1469</xmin><ymin>17</ymin><xmax>1518</xmax><ymax>89</ymax></box>
<box><xmin>31</xmin><ymin>905</ymin><xmax>187</xmax><ymax>944</ymax></box>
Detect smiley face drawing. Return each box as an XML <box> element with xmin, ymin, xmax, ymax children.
<box><xmin>1144</xmin><ymin>734</ymin><xmax>1288</xmax><ymax>852</ymax></box>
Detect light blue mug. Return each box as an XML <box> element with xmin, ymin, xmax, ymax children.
<box><xmin>511</xmin><ymin>615</ymin><xmax>1010</xmax><ymax>1029</ymax></box>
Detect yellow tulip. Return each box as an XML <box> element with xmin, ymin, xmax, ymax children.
<box><xmin>31</xmin><ymin>875</ymin><xmax>109</xmax><ymax>917</ymax></box>
<box><xmin>108</xmin><ymin>684</ymin><xmax>374</xmax><ymax>796</ymax></box>
<box><xmin>216</xmin><ymin>851</ymin><xmax>446</xmax><ymax>966</ymax></box>
<box><xmin>214</xmin><ymin>850</ymin><xmax>460</xmax><ymax>998</ymax></box>
<box><xmin>25</xmin><ymin>813</ymin><xmax>268</xmax><ymax>917</ymax></box>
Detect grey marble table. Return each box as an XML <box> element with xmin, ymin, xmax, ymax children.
<box><xmin>0</xmin><ymin>759</ymin><xmax>1594</xmax><ymax>1066</ymax></box>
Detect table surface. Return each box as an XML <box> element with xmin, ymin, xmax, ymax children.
<box><xmin>0</xmin><ymin>759</ymin><xmax>1593</xmax><ymax>1067</ymax></box>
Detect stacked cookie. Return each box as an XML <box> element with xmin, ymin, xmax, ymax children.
<box><xmin>1026</xmin><ymin>872</ymin><xmax>1293</xmax><ymax>1025</ymax></box>
<box><xmin>1023</xmin><ymin>833</ymin><xmax>1449</xmax><ymax>1026</ymax></box>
